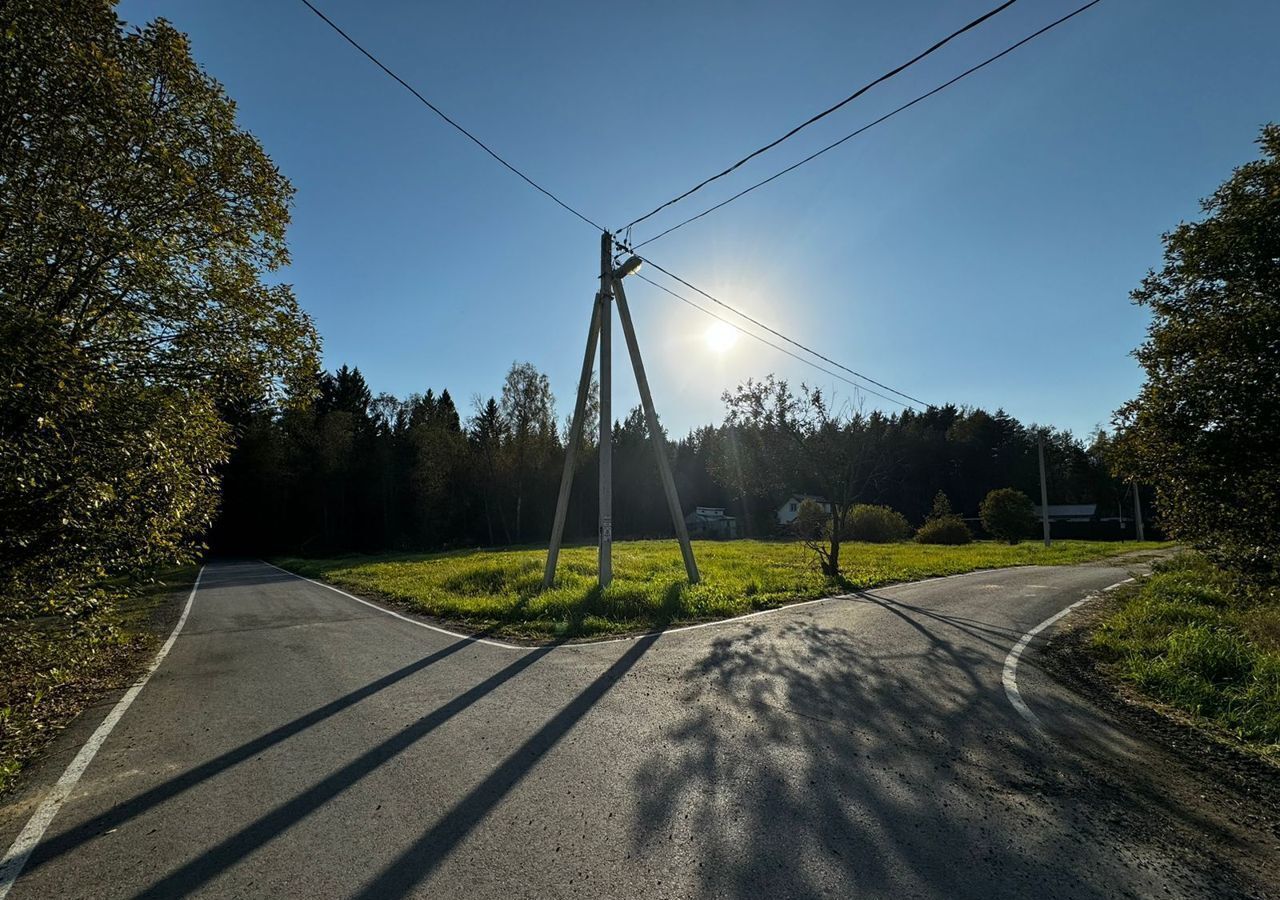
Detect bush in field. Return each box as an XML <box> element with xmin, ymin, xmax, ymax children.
<box><xmin>845</xmin><ymin>505</ymin><xmax>910</xmax><ymax>543</ymax></box>
<box><xmin>980</xmin><ymin>488</ymin><xmax>1035</xmax><ymax>544</ymax></box>
<box><xmin>916</xmin><ymin>517</ymin><xmax>974</xmax><ymax>545</ymax></box>
<box><xmin>915</xmin><ymin>491</ymin><xmax>972</xmax><ymax>545</ymax></box>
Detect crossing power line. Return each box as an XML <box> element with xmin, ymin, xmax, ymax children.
<box><xmin>629</xmin><ymin>0</ymin><xmax>1106</xmax><ymax>251</ymax></box>
<box><xmin>296</xmin><ymin>0</ymin><xmax>605</xmax><ymax>232</ymax></box>
<box><xmin>618</xmin><ymin>0</ymin><xmax>1022</xmax><ymax>233</ymax></box>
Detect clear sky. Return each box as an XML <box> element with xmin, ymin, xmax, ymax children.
<box><xmin>117</xmin><ymin>0</ymin><xmax>1280</xmax><ymax>439</ymax></box>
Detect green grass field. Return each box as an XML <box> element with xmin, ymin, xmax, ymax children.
<box><xmin>278</xmin><ymin>539</ymin><xmax>1166</xmax><ymax>641</ymax></box>
<box><xmin>1093</xmin><ymin>553</ymin><xmax>1280</xmax><ymax>755</ymax></box>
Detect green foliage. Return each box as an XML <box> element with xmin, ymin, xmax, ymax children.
<box><xmin>0</xmin><ymin>2</ymin><xmax>316</xmax><ymax>612</ymax></box>
<box><xmin>280</xmin><ymin>538</ymin><xmax>1163</xmax><ymax>640</ymax></box>
<box><xmin>928</xmin><ymin>490</ymin><xmax>956</xmax><ymax>521</ymax></box>
<box><xmin>791</xmin><ymin>498</ymin><xmax>830</xmax><ymax>542</ymax></box>
<box><xmin>1</xmin><ymin>566</ymin><xmax>197</xmax><ymax>795</ymax></box>
<box><xmin>915</xmin><ymin>517</ymin><xmax>973</xmax><ymax>545</ymax></box>
<box><xmin>916</xmin><ymin>490</ymin><xmax>972</xmax><ymax>544</ymax></box>
<box><xmin>1094</xmin><ymin>554</ymin><xmax>1280</xmax><ymax>751</ymax></box>
<box><xmin>844</xmin><ymin>504</ymin><xmax>910</xmax><ymax>543</ymax></box>
<box><xmin>980</xmin><ymin>488</ymin><xmax>1036</xmax><ymax>544</ymax></box>
<box><xmin>1114</xmin><ymin>124</ymin><xmax>1280</xmax><ymax>576</ymax></box>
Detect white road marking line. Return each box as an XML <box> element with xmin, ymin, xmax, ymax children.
<box><xmin>263</xmin><ymin>560</ymin><xmax>1006</xmax><ymax>650</ymax></box>
<box><xmin>260</xmin><ymin>562</ymin><xmax>525</xmax><ymax>650</ymax></box>
<box><xmin>1002</xmin><ymin>576</ymin><xmax>1136</xmax><ymax>732</ymax></box>
<box><xmin>0</xmin><ymin>566</ymin><xmax>206</xmax><ymax>900</ymax></box>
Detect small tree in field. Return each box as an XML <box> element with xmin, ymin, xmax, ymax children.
<box><xmin>712</xmin><ymin>377</ymin><xmax>888</xmax><ymax>577</ymax></box>
<box><xmin>916</xmin><ymin>491</ymin><xmax>972</xmax><ymax>545</ymax></box>
<box><xmin>980</xmin><ymin>489</ymin><xmax>1035</xmax><ymax>544</ymax></box>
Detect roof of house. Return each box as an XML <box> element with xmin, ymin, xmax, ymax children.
<box><xmin>1033</xmin><ymin>504</ymin><xmax>1098</xmax><ymax>518</ymax></box>
<box><xmin>778</xmin><ymin>494</ymin><xmax>829</xmax><ymax>508</ymax></box>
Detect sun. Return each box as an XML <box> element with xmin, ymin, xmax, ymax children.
<box><xmin>704</xmin><ymin>320</ymin><xmax>739</xmax><ymax>354</ymax></box>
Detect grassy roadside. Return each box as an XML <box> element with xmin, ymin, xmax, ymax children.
<box><xmin>1092</xmin><ymin>553</ymin><xmax>1280</xmax><ymax>758</ymax></box>
<box><xmin>0</xmin><ymin>566</ymin><xmax>198</xmax><ymax>796</ymax></box>
<box><xmin>279</xmin><ymin>538</ymin><xmax>1166</xmax><ymax>641</ymax></box>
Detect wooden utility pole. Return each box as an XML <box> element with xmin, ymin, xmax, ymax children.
<box><xmin>597</xmin><ymin>232</ymin><xmax>613</xmax><ymax>586</ymax></box>
<box><xmin>543</xmin><ymin>295</ymin><xmax>601</xmax><ymax>587</ymax></box>
<box><xmin>542</xmin><ymin>232</ymin><xmax>699</xmax><ymax>589</ymax></box>
<box><xmin>1132</xmin><ymin>482</ymin><xmax>1145</xmax><ymax>542</ymax></box>
<box><xmin>1037</xmin><ymin>432</ymin><xmax>1052</xmax><ymax>547</ymax></box>
<box><xmin>612</xmin><ymin>273</ymin><xmax>700</xmax><ymax>583</ymax></box>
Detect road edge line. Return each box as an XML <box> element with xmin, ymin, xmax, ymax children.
<box><xmin>259</xmin><ymin>561</ymin><xmax>526</xmax><ymax>650</ymax></box>
<box><xmin>1002</xmin><ymin>576</ymin><xmax>1136</xmax><ymax>732</ymax></box>
<box><xmin>263</xmin><ymin>560</ymin><xmax>1011</xmax><ymax>650</ymax></box>
<box><xmin>0</xmin><ymin>565</ymin><xmax>206</xmax><ymax>900</ymax></box>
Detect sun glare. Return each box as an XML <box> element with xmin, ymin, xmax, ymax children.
<box><xmin>704</xmin><ymin>320</ymin><xmax>739</xmax><ymax>354</ymax></box>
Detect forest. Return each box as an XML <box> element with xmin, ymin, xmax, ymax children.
<box><xmin>212</xmin><ymin>361</ymin><xmax>1140</xmax><ymax>557</ymax></box>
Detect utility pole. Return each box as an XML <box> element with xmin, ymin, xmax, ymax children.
<box><xmin>543</xmin><ymin>232</ymin><xmax>698</xmax><ymax>589</ymax></box>
<box><xmin>1037</xmin><ymin>432</ymin><xmax>1052</xmax><ymax>547</ymax></box>
<box><xmin>1132</xmin><ymin>482</ymin><xmax>1145</xmax><ymax>542</ymax></box>
<box><xmin>612</xmin><ymin>272</ymin><xmax>700</xmax><ymax>584</ymax></box>
<box><xmin>597</xmin><ymin>232</ymin><xmax>613</xmax><ymax>587</ymax></box>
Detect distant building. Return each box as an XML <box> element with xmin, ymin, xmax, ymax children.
<box><xmin>1032</xmin><ymin>504</ymin><xmax>1097</xmax><ymax>523</ymax></box>
<box><xmin>776</xmin><ymin>494</ymin><xmax>831</xmax><ymax>526</ymax></box>
<box><xmin>685</xmin><ymin>506</ymin><xmax>738</xmax><ymax>540</ymax></box>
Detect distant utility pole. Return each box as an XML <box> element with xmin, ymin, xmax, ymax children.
<box><xmin>1132</xmin><ymin>482</ymin><xmax>1145</xmax><ymax>542</ymax></box>
<box><xmin>1037</xmin><ymin>432</ymin><xmax>1052</xmax><ymax>547</ymax></box>
<box><xmin>543</xmin><ymin>232</ymin><xmax>699</xmax><ymax>589</ymax></box>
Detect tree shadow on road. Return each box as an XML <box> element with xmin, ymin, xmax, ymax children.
<box><xmin>627</xmin><ymin>609</ymin><xmax>1235</xmax><ymax>899</ymax></box>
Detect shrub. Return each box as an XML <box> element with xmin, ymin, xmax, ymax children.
<box><xmin>916</xmin><ymin>490</ymin><xmax>972</xmax><ymax>544</ymax></box>
<box><xmin>844</xmin><ymin>505</ymin><xmax>910</xmax><ymax>543</ymax></box>
<box><xmin>916</xmin><ymin>516</ymin><xmax>973</xmax><ymax>545</ymax></box>
<box><xmin>980</xmin><ymin>488</ymin><xmax>1036</xmax><ymax>544</ymax></box>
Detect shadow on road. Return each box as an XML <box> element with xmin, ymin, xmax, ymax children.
<box><xmin>627</xmin><ymin>601</ymin><xmax>1254</xmax><ymax>899</ymax></box>
<box><xmin>24</xmin><ymin>630</ymin><xmax>492</xmax><ymax>876</ymax></box>
<box><xmin>123</xmin><ymin>637</ymin><xmax>557</xmax><ymax>899</ymax></box>
<box><xmin>350</xmin><ymin>632</ymin><xmax>661</xmax><ymax>898</ymax></box>
<box><xmin>126</xmin><ymin>632</ymin><xmax>656</xmax><ymax>899</ymax></box>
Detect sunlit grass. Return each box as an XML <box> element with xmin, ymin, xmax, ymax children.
<box><xmin>278</xmin><ymin>539</ymin><xmax>1165</xmax><ymax>641</ymax></box>
<box><xmin>1093</xmin><ymin>553</ymin><xmax>1280</xmax><ymax>754</ymax></box>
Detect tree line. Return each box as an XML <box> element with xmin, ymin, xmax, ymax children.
<box><xmin>211</xmin><ymin>361</ymin><xmax>1134</xmax><ymax>558</ymax></box>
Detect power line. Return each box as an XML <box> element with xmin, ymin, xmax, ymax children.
<box><xmin>625</xmin><ymin>248</ymin><xmax>930</xmax><ymax>408</ymax></box>
<box><xmin>619</xmin><ymin>0</ymin><xmax>1021</xmax><ymax>233</ymax></box>
<box><xmin>631</xmin><ymin>0</ymin><xmax>1106</xmax><ymax>251</ymax></box>
<box><xmin>632</xmin><ymin>273</ymin><xmax>915</xmax><ymax>411</ymax></box>
<box><xmin>294</xmin><ymin>0</ymin><xmax>927</xmax><ymax>413</ymax></box>
<box><xmin>295</xmin><ymin>0</ymin><xmax>605</xmax><ymax>233</ymax></box>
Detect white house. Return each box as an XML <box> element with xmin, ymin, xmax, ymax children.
<box><xmin>776</xmin><ymin>494</ymin><xmax>831</xmax><ymax>526</ymax></box>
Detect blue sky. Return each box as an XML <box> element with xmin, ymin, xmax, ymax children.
<box><xmin>118</xmin><ymin>0</ymin><xmax>1280</xmax><ymax>438</ymax></box>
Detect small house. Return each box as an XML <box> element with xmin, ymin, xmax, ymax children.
<box><xmin>684</xmin><ymin>506</ymin><xmax>738</xmax><ymax>540</ymax></box>
<box><xmin>776</xmin><ymin>494</ymin><xmax>831</xmax><ymax>526</ymax></box>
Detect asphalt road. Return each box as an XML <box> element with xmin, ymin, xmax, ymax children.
<box><xmin>1</xmin><ymin>557</ymin><xmax>1272</xmax><ymax>899</ymax></box>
